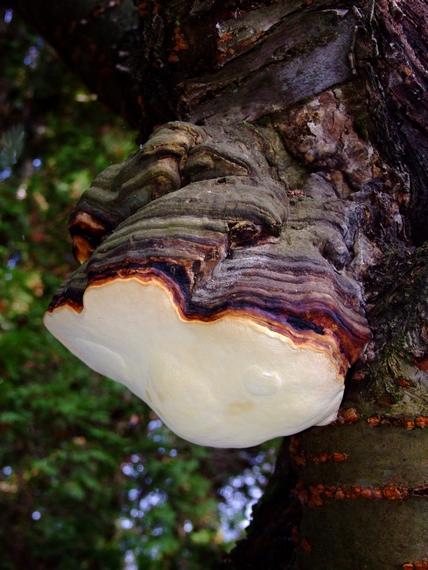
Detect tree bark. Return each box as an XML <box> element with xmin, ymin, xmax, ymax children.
<box><xmin>11</xmin><ymin>0</ymin><xmax>428</xmax><ymax>567</ymax></box>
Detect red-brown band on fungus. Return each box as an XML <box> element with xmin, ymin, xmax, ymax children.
<box><xmin>69</xmin><ymin>212</ymin><xmax>112</xmax><ymax>264</ymax></box>
<box><xmin>44</xmin><ymin>244</ymin><xmax>371</xmax><ymax>448</ymax></box>
<box><xmin>45</xmin><ymin>238</ymin><xmax>370</xmax><ymax>448</ymax></box>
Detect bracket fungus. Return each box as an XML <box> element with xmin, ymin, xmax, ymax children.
<box><xmin>44</xmin><ymin>122</ymin><xmax>371</xmax><ymax>448</ymax></box>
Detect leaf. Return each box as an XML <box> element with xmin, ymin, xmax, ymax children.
<box><xmin>0</xmin><ymin>125</ymin><xmax>25</xmax><ymax>168</ymax></box>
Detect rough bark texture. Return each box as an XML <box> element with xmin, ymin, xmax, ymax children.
<box><xmin>12</xmin><ymin>0</ymin><xmax>428</xmax><ymax>567</ymax></box>
<box><xmin>360</xmin><ymin>0</ymin><xmax>428</xmax><ymax>245</ymax></box>
<box><xmin>133</xmin><ymin>0</ymin><xmax>360</xmax><ymax>139</ymax></box>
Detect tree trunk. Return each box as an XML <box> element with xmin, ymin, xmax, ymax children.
<box><xmin>10</xmin><ymin>0</ymin><xmax>428</xmax><ymax>567</ymax></box>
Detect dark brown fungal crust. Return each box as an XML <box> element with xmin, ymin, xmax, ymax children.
<box><xmin>67</xmin><ymin>122</ymin><xmax>203</xmax><ymax>259</ymax></box>
<box><xmin>50</xmin><ymin>121</ymin><xmax>372</xmax><ymax>372</ymax></box>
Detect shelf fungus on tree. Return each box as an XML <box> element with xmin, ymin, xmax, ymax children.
<box><xmin>44</xmin><ymin>122</ymin><xmax>371</xmax><ymax>448</ymax></box>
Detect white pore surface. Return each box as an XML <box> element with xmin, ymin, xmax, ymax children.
<box><xmin>44</xmin><ymin>278</ymin><xmax>345</xmax><ymax>448</ymax></box>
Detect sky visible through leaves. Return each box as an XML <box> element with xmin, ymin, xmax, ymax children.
<box><xmin>0</xmin><ymin>9</ymin><xmax>279</xmax><ymax>570</ymax></box>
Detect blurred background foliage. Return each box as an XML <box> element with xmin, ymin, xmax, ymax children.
<box><xmin>0</xmin><ymin>8</ymin><xmax>279</xmax><ymax>570</ymax></box>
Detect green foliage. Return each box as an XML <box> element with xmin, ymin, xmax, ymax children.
<box><xmin>0</xmin><ymin>124</ymin><xmax>25</xmax><ymax>169</ymax></box>
<box><xmin>0</xmin><ymin>10</ymin><xmax>280</xmax><ymax>570</ymax></box>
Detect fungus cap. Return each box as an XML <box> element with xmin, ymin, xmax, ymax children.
<box><xmin>44</xmin><ymin>277</ymin><xmax>345</xmax><ymax>448</ymax></box>
<box><xmin>44</xmin><ymin>122</ymin><xmax>372</xmax><ymax>448</ymax></box>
